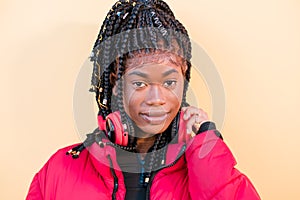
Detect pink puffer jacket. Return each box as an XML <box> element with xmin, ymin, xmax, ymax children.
<box><xmin>26</xmin><ymin>130</ymin><xmax>260</xmax><ymax>200</ymax></box>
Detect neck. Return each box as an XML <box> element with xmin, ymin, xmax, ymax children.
<box><xmin>131</xmin><ymin>121</ymin><xmax>163</xmax><ymax>155</ymax></box>
<box><xmin>136</xmin><ymin>134</ymin><xmax>157</xmax><ymax>155</ymax></box>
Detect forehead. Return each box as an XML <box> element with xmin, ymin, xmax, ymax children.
<box><xmin>125</xmin><ymin>63</ymin><xmax>182</xmax><ymax>79</ymax></box>
<box><xmin>125</xmin><ymin>51</ymin><xmax>187</xmax><ymax>73</ymax></box>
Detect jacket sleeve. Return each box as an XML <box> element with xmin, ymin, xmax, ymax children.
<box><xmin>26</xmin><ymin>173</ymin><xmax>44</xmax><ymax>200</ymax></box>
<box><xmin>26</xmin><ymin>161</ymin><xmax>49</xmax><ymax>200</ymax></box>
<box><xmin>185</xmin><ymin>128</ymin><xmax>260</xmax><ymax>200</ymax></box>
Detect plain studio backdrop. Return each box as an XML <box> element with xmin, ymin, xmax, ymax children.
<box><xmin>1</xmin><ymin>0</ymin><xmax>300</xmax><ymax>199</ymax></box>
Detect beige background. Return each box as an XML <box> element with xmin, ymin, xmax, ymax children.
<box><xmin>1</xmin><ymin>0</ymin><xmax>300</xmax><ymax>199</ymax></box>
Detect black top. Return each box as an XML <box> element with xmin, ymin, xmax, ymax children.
<box><xmin>122</xmin><ymin>171</ymin><xmax>147</xmax><ymax>199</ymax></box>
<box><xmin>116</xmin><ymin>149</ymin><xmax>149</xmax><ymax>200</ymax></box>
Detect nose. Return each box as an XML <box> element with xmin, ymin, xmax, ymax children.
<box><xmin>145</xmin><ymin>84</ymin><xmax>166</xmax><ymax>106</ymax></box>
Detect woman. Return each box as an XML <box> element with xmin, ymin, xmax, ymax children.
<box><xmin>26</xmin><ymin>0</ymin><xmax>260</xmax><ymax>199</ymax></box>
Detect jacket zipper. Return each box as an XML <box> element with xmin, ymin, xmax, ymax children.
<box><xmin>145</xmin><ymin>144</ymin><xmax>187</xmax><ymax>200</ymax></box>
<box><xmin>107</xmin><ymin>155</ymin><xmax>118</xmax><ymax>200</ymax></box>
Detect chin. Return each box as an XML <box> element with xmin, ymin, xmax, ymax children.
<box><xmin>138</xmin><ymin>124</ymin><xmax>169</xmax><ymax>135</ymax></box>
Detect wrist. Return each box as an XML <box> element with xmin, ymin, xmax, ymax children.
<box><xmin>197</xmin><ymin>121</ymin><xmax>216</xmax><ymax>134</ymax></box>
<box><xmin>196</xmin><ymin>121</ymin><xmax>223</xmax><ymax>140</ymax></box>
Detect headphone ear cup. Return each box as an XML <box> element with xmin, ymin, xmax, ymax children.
<box><xmin>106</xmin><ymin>118</ymin><xmax>116</xmax><ymax>143</ymax></box>
<box><xmin>105</xmin><ymin>111</ymin><xmax>129</xmax><ymax>146</ymax></box>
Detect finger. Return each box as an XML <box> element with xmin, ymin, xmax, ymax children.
<box><xmin>183</xmin><ymin>106</ymin><xmax>197</xmax><ymax>120</ymax></box>
<box><xmin>192</xmin><ymin>119</ymin><xmax>210</xmax><ymax>133</ymax></box>
<box><xmin>181</xmin><ymin>107</ymin><xmax>188</xmax><ymax>112</ymax></box>
<box><xmin>183</xmin><ymin>106</ymin><xmax>207</xmax><ymax>120</ymax></box>
<box><xmin>185</xmin><ymin>114</ymin><xmax>208</xmax><ymax>134</ymax></box>
<box><xmin>186</xmin><ymin>114</ymin><xmax>198</xmax><ymax>134</ymax></box>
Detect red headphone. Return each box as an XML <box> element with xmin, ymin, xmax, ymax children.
<box><xmin>97</xmin><ymin>111</ymin><xmax>191</xmax><ymax>146</ymax></box>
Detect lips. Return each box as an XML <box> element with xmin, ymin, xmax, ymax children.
<box><xmin>140</xmin><ymin>111</ymin><xmax>169</xmax><ymax>125</ymax></box>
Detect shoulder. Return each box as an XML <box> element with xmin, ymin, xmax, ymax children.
<box><xmin>37</xmin><ymin>143</ymin><xmax>89</xmax><ymax>176</ymax></box>
<box><xmin>48</xmin><ymin>143</ymin><xmax>82</xmax><ymax>163</ymax></box>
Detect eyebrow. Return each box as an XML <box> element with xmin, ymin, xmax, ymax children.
<box><xmin>128</xmin><ymin>69</ymin><xmax>179</xmax><ymax>78</ymax></box>
<box><xmin>162</xmin><ymin>69</ymin><xmax>178</xmax><ymax>77</ymax></box>
<box><xmin>128</xmin><ymin>71</ymin><xmax>148</xmax><ymax>78</ymax></box>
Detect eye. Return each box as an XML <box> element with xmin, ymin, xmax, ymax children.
<box><xmin>132</xmin><ymin>81</ymin><xmax>147</xmax><ymax>88</ymax></box>
<box><xmin>163</xmin><ymin>80</ymin><xmax>177</xmax><ymax>88</ymax></box>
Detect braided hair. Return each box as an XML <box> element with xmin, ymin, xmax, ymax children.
<box><xmin>89</xmin><ymin>0</ymin><xmax>192</xmax><ymax>139</ymax></box>
<box><xmin>67</xmin><ymin>0</ymin><xmax>192</xmax><ymax>164</ymax></box>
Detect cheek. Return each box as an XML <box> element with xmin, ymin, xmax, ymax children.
<box><xmin>122</xmin><ymin>86</ymin><xmax>143</xmax><ymax>116</ymax></box>
<box><xmin>123</xmin><ymin>86</ymin><xmax>133</xmax><ymax>110</ymax></box>
<box><xmin>168</xmin><ymin>91</ymin><xmax>181</xmax><ymax>105</ymax></box>
<box><xmin>169</xmin><ymin>82</ymin><xmax>184</xmax><ymax>105</ymax></box>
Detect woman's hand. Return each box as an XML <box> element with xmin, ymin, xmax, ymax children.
<box><xmin>181</xmin><ymin>106</ymin><xmax>209</xmax><ymax>135</ymax></box>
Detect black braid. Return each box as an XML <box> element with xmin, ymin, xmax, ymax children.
<box><xmin>114</xmin><ymin>3</ymin><xmax>143</xmax><ymax>138</ymax></box>
<box><xmin>90</xmin><ymin>1</ymin><xmax>126</xmax><ymax>90</ymax></box>
<box><xmin>116</xmin><ymin>56</ymin><xmax>135</xmax><ymax>138</ymax></box>
<box><xmin>152</xmin><ymin>8</ymin><xmax>191</xmax><ymax>107</ymax></box>
<box><xmin>154</xmin><ymin>0</ymin><xmax>175</xmax><ymax>18</ymax></box>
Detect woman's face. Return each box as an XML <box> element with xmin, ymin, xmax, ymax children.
<box><xmin>119</xmin><ymin>58</ymin><xmax>185</xmax><ymax>136</ymax></box>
